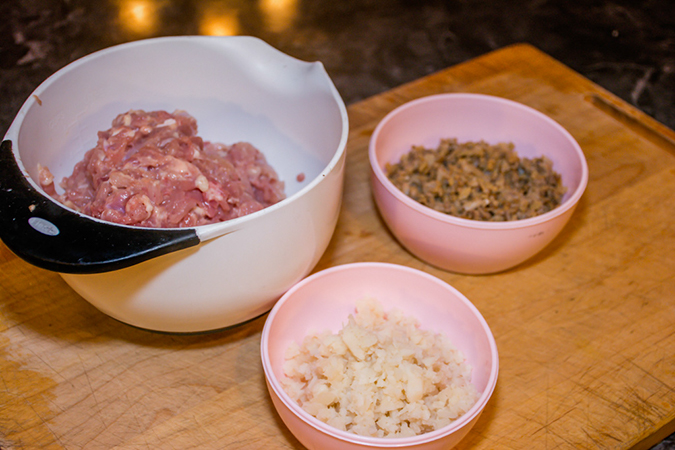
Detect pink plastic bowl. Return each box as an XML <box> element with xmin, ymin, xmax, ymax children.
<box><xmin>369</xmin><ymin>93</ymin><xmax>589</xmax><ymax>274</ymax></box>
<box><xmin>261</xmin><ymin>262</ymin><xmax>499</xmax><ymax>450</ymax></box>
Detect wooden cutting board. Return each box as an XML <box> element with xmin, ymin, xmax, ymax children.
<box><xmin>1</xmin><ymin>43</ymin><xmax>674</xmax><ymax>449</ymax></box>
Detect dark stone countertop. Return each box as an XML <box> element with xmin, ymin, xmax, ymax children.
<box><xmin>1</xmin><ymin>0</ymin><xmax>674</xmax><ymax>135</ymax></box>
<box><xmin>0</xmin><ymin>0</ymin><xmax>673</xmax><ymax>448</ymax></box>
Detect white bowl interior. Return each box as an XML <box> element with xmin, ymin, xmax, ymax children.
<box><xmin>262</xmin><ymin>262</ymin><xmax>499</xmax><ymax>444</ymax></box>
<box><xmin>10</xmin><ymin>36</ymin><xmax>346</xmax><ymax>200</ymax></box>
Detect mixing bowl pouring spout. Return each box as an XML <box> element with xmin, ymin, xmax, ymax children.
<box><xmin>0</xmin><ymin>140</ymin><xmax>201</xmax><ymax>274</ymax></box>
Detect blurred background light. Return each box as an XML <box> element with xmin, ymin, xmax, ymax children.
<box><xmin>259</xmin><ymin>0</ymin><xmax>298</xmax><ymax>33</ymax></box>
<box><xmin>117</xmin><ymin>0</ymin><xmax>160</xmax><ymax>36</ymax></box>
<box><xmin>198</xmin><ymin>1</ymin><xmax>240</xmax><ymax>36</ymax></box>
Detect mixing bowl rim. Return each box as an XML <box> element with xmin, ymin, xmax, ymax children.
<box><xmin>368</xmin><ymin>92</ymin><xmax>589</xmax><ymax>230</ymax></box>
<box><xmin>261</xmin><ymin>261</ymin><xmax>499</xmax><ymax>446</ymax></box>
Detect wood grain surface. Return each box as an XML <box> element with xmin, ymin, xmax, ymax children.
<box><xmin>1</xmin><ymin>43</ymin><xmax>674</xmax><ymax>449</ymax></box>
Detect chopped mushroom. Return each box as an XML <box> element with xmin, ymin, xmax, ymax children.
<box><xmin>385</xmin><ymin>138</ymin><xmax>567</xmax><ymax>221</ymax></box>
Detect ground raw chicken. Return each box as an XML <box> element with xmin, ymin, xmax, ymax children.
<box><xmin>282</xmin><ymin>298</ymin><xmax>479</xmax><ymax>438</ymax></box>
<box><xmin>385</xmin><ymin>138</ymin><xmax>567</xmax><ymax>221</ymax></box>
<box><xmin>39</xmin><ymin>109</ymin><xmax>285</xmax><ymax>228</ymax></box>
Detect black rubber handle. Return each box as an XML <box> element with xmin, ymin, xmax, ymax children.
<box><xmin>0</xmin><ymin>140</ymin><xmax>201</xmax><ymax>274</ymax></box>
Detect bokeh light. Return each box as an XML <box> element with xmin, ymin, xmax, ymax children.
<box><xmin>258</xmin><ymin>0</ymin><xmax>298</xmax><ymax>33</ymax></box>
<box><xmin>198</xmin><ymin>1</ymin><xmax>240</xmax><ymax>36</ymax></box>
<box><xmin>117</xmin><ymin>0</ymin><xmax>160</xmax><ymax>36</ymax></box>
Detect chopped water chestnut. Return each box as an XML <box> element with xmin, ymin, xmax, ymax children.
<box><xmin>281</xmin><ymin>298</ymin><xmax>479</xmax><ymax>438</ymax></box>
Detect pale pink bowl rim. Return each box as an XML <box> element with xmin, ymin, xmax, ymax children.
<box><xmin>368</xmin><ymin>93</ymin><xmax>589</xmax><ymax>230</ymax></box>
<box><xmin>260</xmin><ymin>261</ymin><xmax>499</xmax><ymax>447</ymax></box>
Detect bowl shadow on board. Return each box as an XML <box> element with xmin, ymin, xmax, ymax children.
<box><xmin>0</xmin><ymin>256</ymin><xmax>269</xmax><ymax>350</ymax></box>
<box><xmin>370</xmin><ymin>192</ymin><xmax>589</xmax><ymax>276</ymax></box>
<box><xmin>508</xmin><ymin>194</ymin><xmax>589</xmax><ymax>273</ymax></box>
<box><xmin>456</xmin><ymin>381</ymin><xmax>501</xmax><ymax>448</ymax></box>
<box><xmin>255</xmin><ymin>375</ymin><xmax>306</xmax><ymax>448</ymax></box>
